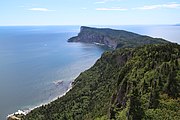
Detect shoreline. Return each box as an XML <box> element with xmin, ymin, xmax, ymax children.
<box><xmin>7</xmin><ymin>83</ymin><xmax>73</xmax><ymax>119</ymax></box>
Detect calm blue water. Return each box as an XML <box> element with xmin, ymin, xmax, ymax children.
<box><xmin>0</xmin><ymin>26</ymin><xmax>106</xmax><ymax>119</ymax></box>
<box><xmin>0</xmin><ymin>25</ymin><xmax>180</xmax><ymax>119</ymax></box>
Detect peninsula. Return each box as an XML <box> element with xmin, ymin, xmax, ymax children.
<box><xmin>68</xmin><ymin>26</ymin><xmax>168</xmax><ymax>49</ymax></box>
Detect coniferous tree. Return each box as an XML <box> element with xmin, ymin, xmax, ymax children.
<box><xmin>128</xmin><ymin>88</ymin><xmax>144</xmax><ymax>120</ymax></box>
<box><xmin>148</xmin><ymin>89</ymin><xmax>160</xmax><ymax>109</ymax></box>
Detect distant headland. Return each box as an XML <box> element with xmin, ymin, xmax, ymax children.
<box><xmin>68</xmin><ymin>26</ymin><xmax>168</xmax><ymax>49</ymax></box>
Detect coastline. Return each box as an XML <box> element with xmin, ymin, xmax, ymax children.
<box><xmin>7</xmin><ymin>82</ymin><xmax>73</xmax><ymax>119</ymax></box>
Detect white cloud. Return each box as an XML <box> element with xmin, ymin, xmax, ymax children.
<box><xmin>134</xmin><ymin>3</ymin><xmax>180</xmax><ymax>10</ymax></box>
<box><xmin>163</xmin><ymin>3</ymin><xmax>180</xmax><ymax>8</ymax></box>
<box><xmin>28</xmin><ymin>8</ymin><xmax>55</xmax><ymax>12</ymax></box>
<box><xmin>96</xmin><ymin>7</ymin><xmax>127</xmax><ymax>11</ymax></box>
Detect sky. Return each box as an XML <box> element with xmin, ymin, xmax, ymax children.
<box><xmin>0</xmin><ymin>0</ymin><xmax>180</xmax><ymax>26</ymax></box>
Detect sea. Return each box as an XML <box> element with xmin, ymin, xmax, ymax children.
<box><xmin>0</xmin><ymin>25</ymin><xmax>180</xmax><ymax>119</ymax></box>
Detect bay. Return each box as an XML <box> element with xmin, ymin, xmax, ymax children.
<box><xmin>0</xmin><ymin>26</ymin><xmax>105</xmax><ymax>119</ymax></box>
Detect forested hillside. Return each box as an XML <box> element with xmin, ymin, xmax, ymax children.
<box><xmin>24</xmin><ymin>43</ymin><xmax>180</xmax><ymax>120</ymax></box>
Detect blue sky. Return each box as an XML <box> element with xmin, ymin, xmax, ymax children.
<box><xmin>0</xmin><ymin>0</ymin><xmax>180</xmax><ymax>25</ymax></box>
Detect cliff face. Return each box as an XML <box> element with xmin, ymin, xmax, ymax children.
<box><xmin>69</xmin><ymin>26</ymin><xmax>118</xmax><ymax>48</ymax></box>
<box><xmin>68</xmin><ymin>26</ymin><xmax>169</xmax><ymax>49</ymax></box>
<box><xmin>24</xmin><ymin>43</ymin><xmax>180</xmax><ymax>120</ymax></box>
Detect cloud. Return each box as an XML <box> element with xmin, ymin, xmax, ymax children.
<box><xmin>28</xmin><ymin>8</ymin><xmax>55</xmax><ymax>12</ymax></box>
<box><xmin>134</xmin><ymin>3</ymin><xmax>180</xmax><ymax>10</ymax></box>
<box><xmin>96</xmin><ymin>7</ymin><xmax>127</xmax><ymax>11</ymax></box>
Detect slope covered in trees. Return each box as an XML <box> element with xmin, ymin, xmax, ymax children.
<box><xmin>109</xmin><ymin>43</ymin><xmax>180</xmax><ymax>120</ymax></box>
<box><xmin>23</xmin><ymin>43</ymin><xmax>180</xmax><ymax>120</ymax></box>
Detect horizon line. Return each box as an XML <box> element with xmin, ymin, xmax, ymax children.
<box><xmin>0</xmin><ymin>24</ymin><xmax>178</xmax><ymax>27</ymax></box>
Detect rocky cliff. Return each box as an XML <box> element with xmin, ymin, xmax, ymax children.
<box><xmin>68</xmin><ymin>26</ymin><xmax>168</xmax><ymax>49</ymax></box>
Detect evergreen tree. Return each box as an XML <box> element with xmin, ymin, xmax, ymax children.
<box><xmin>128</xmin><ymin>88</ymin><xmax>144</xmax><ymax>120</ymax></box>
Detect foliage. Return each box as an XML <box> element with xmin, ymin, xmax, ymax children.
<box><xmin>111</xmin><ymin>43</ymin><xmax>180</xmax><ymax>120</ymax></box>
<box><xmin>24</xmin><ymin>43</ymin><xmax>180</xmax><ymax>120</ymax></box>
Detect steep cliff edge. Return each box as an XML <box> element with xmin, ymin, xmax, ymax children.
<box><xmin>23</xmin><ymin>43</ymin><xmax>180</xmax><ymax>120</ymax></box>
<box><xmin>68</xmin><ymin>26</ymin><xmax>168</xmax><ymax>49</ymax></box>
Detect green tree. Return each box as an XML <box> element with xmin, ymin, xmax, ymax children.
<box><xmin>127</xmin><ymin>88</ymin><xmax>144</xmax><ymax>120</ymax></box>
